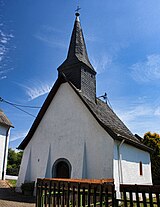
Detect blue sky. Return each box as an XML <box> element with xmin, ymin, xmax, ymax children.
<box><xmin>1</xmin><ymin>0</ymin><xmax>160</xmax><ymax>149</ymax></box>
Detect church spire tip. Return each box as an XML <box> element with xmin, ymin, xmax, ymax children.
<box><xmin>75</xmin><ymin>6</ymin><xmax>81</xmax><ymax>17</ymax></box>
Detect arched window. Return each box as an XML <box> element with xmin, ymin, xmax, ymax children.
<box><xmin>52</xmin><ymin>158</ymin><xmax>71</xmax><ymax>178</ymax></box>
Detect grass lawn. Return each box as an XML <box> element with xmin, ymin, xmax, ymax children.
<box><xmin>7</xmin><ymin>179</ymin><xmax>17</xmax><ymax>188</ymax></box>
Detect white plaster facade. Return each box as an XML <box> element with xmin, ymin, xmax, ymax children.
<box><xmin>0</xmin><ymin>124</ymin><xmax>11</xmax><ymax>180</ymax></box>
<box><xmin>114</xmin><ymin>140</ymin><xmax>152</xmax><ymax>196</ymax></box>
<box><xmin>16</xmin><ymin>83</ymin><xmax>114</xmax><ymax>190</ymax></box>
<box><xmin>16</xmin><ymin>83</ymin><xmax>152</xmax><ymax>195</ymax></box>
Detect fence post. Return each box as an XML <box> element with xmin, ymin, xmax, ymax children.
<box><xmin>149</xmin><ymin>191</ymin><xmax>153</xmax><ymax>207</ymax></box>
<box><xmin>48</xmin><ymin>180</ymin><xmax>52</xmax><ymax>207</ymax></box>
<box><xmin>135</xmin><ymin>185</ymin><xmax>140</xmax><ymax>207</ymax></box>
<box><xmin>142</xmin><ymin>192</ymin><xmax>147</xmax><ymax>207</ymax></box>
<box><xmin>88</xmin><ymin>183</ymin><xmax>91</xmax><ymax>207</ymax></box>
<box><xmin>36</xmin><ymin>180</ymin><xmax>39</xmax><ymax>207</ymax></box>
<box><xmin>67</xmin><ymin>182</ymin><xmax>70</xmax><ymax>207</ymax></box>
<box><xmin>44</xmin><ymin>182</ymin><xmax>48</xmax><ymax>207</ymax></box>
<box><xmin>105</xmin><ymin>186</ymin><xmax>108</xmax><ymax>207</ymax></box>
<box><xmin>156</xmin><ymin>193</ymin><xmax>160</xmax><ymax>207</ymax></box>
<box><xmin>93</xmin><ymin>186</ymin><xmax>97</xmax><ymax>207</ymax></box>
<box><xmin>129</xmin><ymin>190</ymin><xmax>133</xmax><ymax>207</ymax></box>
<box><xmin>123</xmin><ymin>190</ymin><xmax>127</xmax><ymax>207</ymax></box>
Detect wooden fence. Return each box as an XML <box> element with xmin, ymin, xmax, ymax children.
<box><xmin>36</xmin><ymin>179</ymin><xmax>160</xmax><ymax>207</ymax></box>
<box><xmin>36</xmin><ymin>178</ymin><xmax>115</xmax><ymax>207</ymax></box>
<box><xmin>117</xmin><ymin>184</ymin><xmax>160</xmax><ymax>207</ymax></box>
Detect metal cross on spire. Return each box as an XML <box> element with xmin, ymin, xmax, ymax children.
<box><xmin>75</xmin><ymin>5</ymin><xmax>81</xmax><ymax>16</ymax></box>
<box><xmin>75</xmin><ymin>5</ymin><xmax>81</xmax><ymax>13</ymax></box>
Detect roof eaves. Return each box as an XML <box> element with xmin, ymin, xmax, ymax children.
<box><xmin>115</xmin><ymin>134</ymin><xmax>153</xmax><ymax>153</ymax></box>
<box><xmin>0</xmin><ymin>122</ymin><xmax>14</xmax><ymax>128</ymax></box>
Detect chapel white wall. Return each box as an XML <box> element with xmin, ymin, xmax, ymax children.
<box><xmin>114</xmin><ymin>140</ymin><xmax>152</xmax><ymax>195</ymax></box>
<box><xmin>17</xmin><ymin>82</ymin><xmax>114</xmax><ymax>188</ymax></box>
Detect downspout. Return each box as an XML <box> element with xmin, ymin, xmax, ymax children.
<box><xmin>117</xmin><ymin>139</ymin><xmax>125</xmax><ymax>185</ymax></box>
<box><xmin>2</xmin><ymin>127</ymin><xmax>10</xmax><ymax>180</ymax></box>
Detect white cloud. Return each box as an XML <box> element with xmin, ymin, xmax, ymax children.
<box><xmin>10</xmin><ymin>131</ymin><xmax>28</xmax><ymax>142</ymax></box>
<box><xmin>85</xmin><ymin>34</ymin><xmax>98</xmax><ymax>42</ymax></box>
<box><xmin>19</xmin><ymin>80</ymin><xmax>53</xmax><ymax>100</ymax></box>
<box><xmin>35</xmin><ymin>34</ymin><xmax>67</xmax><ymax>48</ymax></box>
<box><xmin>41</xmin><ymin>25</ymin><xmax>65</xmax><ymax>34</ymax></box>
<box><xmin>26</xmin><ymin>84</ymin><xmax>52</xmax><ymax>100</ymax></box>
<box><xmin>0</xmin><ymin>68</ymin><xmax>13</xmax><ymax>75</ymax></box>
<box><xmin>91</xmin><ymin>54</ymin><xmax>112</xmax><ymax>74</ymax></box>
<box><xmin>0</xmin><ymin>22</ymin><xmax>14</xmax><ymax>80</ymax></box>
<box><xmin>0</xmin><ymin>75</ymin><xmax>6</xmax><ymax>80</ymax></box>
<box><xmin>154</xmin><ymin>107</ymin><xmax>160</xmax><ymax>116</ymax></box>
<box><xmin>114</xmin><ymin>102</ymin><xmax>160</xmax><ymax>137</ymax></box>
<box><xmin>131</xmin><ymin>54</ymin><xmax>160</xmax><ymax>82</ymax></box>
<box><xmin>117</xmin><ymin>105</ymin><xmax>152</xmax><ymax>123</ymax></box>
<box><xmin>34</xmin><ymin>25</ymin><xmax>67</xmax><ymax>49</ymax></box>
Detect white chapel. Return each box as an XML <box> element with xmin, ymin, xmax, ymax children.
<box><xmin>16</xmin><ymin>12</ymin><xmax>152</xmax><ymax>194</ymax></box>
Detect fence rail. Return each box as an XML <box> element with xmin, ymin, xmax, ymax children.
<box><xmin>36</xmin><ymin>178</ymin><xmax>115</xmax><ymax>207</ymax></box>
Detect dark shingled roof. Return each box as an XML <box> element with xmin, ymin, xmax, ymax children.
<box><xmin>18</xmin><ymin>76</ymin><xmax>151</xmax><ymax>152</ymax></box>
<box><xmin>0</xmin><ymin>109</ymin><xmax>13</xmax><ymax>128</ymax></box>
<box><xmin>79</xmin><ymin>93</ymin><xmax>149</xmax><ymax>150</ymax></box>
<box><xmin>58</xmin><ymin>14</ymin><xmax>95</xmax><ymax>72</ymax></box>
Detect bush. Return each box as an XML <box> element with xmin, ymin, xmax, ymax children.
<box><xmin>21</xmin><ymin>182</ymin><xmax>35</xmax><ymax>196</ymax></box>
<box><xmin>7</xmin><ymin>148</ymin><xmax>23</xmax><ymax>176</ymax></box>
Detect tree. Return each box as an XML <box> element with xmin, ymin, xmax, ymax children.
<box><xmin>142</xmin><ymin>132</ymin><xmax>160</xmax><ymax>184</ymax></box>
<box><xmin>7</xmin><ymin>148</ymin><xmax>23</xmax><ymax>176</ymax></box>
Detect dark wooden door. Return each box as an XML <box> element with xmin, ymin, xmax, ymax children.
<box><xmin>56</xmin><ymin>161</ymin><xmax>70</xmax><ymax>178</ymax></box>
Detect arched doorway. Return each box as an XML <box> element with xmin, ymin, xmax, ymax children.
<box><xmin>52</xmin><ymin>158</ymin><xmax>71</xmax><ymax>178</ymax></box>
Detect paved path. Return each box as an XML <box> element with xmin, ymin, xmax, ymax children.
<box><xmin>0</xmin><ymin>180</ymin><xmax>35</xmax><ymax>207</ymax></box>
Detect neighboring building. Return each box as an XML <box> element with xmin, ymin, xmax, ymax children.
<box><xmin>0</xmin><ymin>109</ymin><xmax>13</xmax><ymax>180</ymax></box>
<box><xmin>16</xmin><ymin>12</ymin><xmax>152</xmax><ymax>195</ymax></box>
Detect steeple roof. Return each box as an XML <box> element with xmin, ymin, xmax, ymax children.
<box><xmin>58</xmin><ymin>12</ymin><xmax>95</xmax><ymax>72</ymax></box>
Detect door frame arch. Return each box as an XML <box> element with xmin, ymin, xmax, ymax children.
<box><xmin>52</xmin><ymin>158</ymin><xmax>72</xmax><ymax>178</ymax></box>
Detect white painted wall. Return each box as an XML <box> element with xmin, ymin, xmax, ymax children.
<box><xmin>16</xmin><ymin>82</ymin><xmax>114</xmax><ymax>190</ymax></box>
<box><xmin>0</xmin><ymin>125</ymin><xmax>10</xmax><ymax>180</ymax></box>
<box><xmin>114</xmin><ymin>140</ymin><xmax>152</xmax><ymax>196</ymax></box>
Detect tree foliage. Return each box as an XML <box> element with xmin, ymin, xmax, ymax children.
<box><xmin>142</xmin><ymin>132</ymin><xmax>160</xmax><ymax>184</ymax></box>
<box><xmin>7</xmin><ymin>148</ymin><xmax>23</xmax><ymax>176</ymax></box>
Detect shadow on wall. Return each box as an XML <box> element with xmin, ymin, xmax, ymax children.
<box><xmin>114</xmin><ymin>143</ymin><xmax>150</xmax><ymax>164</ymax></box>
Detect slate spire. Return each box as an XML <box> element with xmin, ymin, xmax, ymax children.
<box><xmin>58</xmin><ymin>12</ymin><xmax>95</xmax><ymax>71</ymax></box>
<box><xmin>58</xmin><ymin>11</ymin><xmax>96</xmax><ymax>102</ymax></box>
